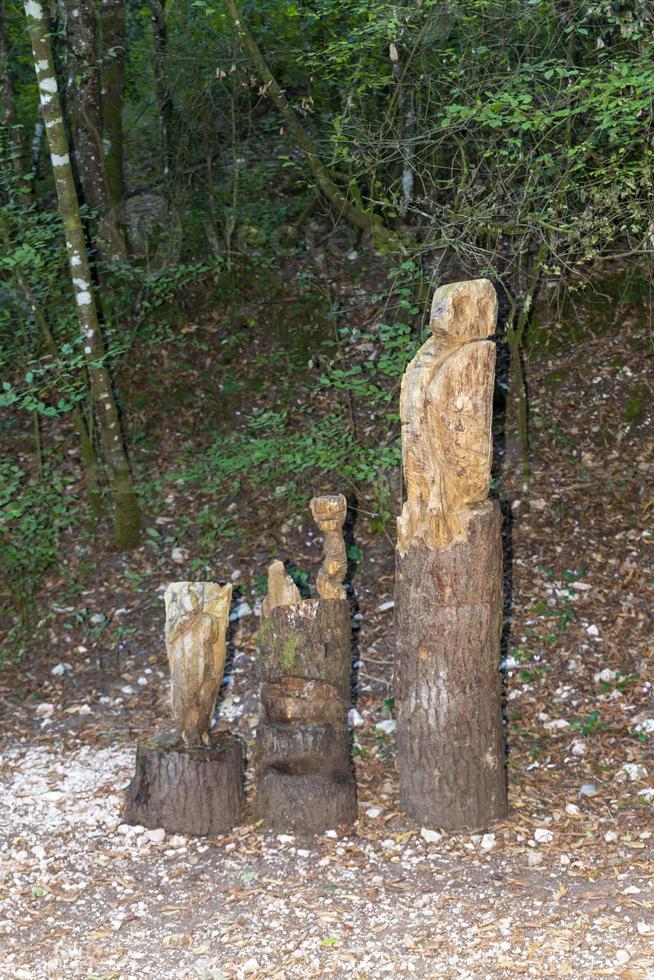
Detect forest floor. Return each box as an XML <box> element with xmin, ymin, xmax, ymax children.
<box><xmin>0</xmin><ymin>253</ymin><xmax>653</xmax><ymax>979</ymax></box>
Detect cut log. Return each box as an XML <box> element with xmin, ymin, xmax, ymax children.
<box><xmin>254</xmin><ymin>495</ymin><xmax>357</xmax><ymax>834</ymax></box>
<box><xmin>395</xmin><ymin>280</ymin><xmax>507</xmax><ymax>831</ymax></box>
<box><xmin>124</xmin><ymin>733</ymin><xmax>244</xmax><ymax>836</ymax></box>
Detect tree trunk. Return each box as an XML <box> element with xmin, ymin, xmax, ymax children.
<box><xmin>99</xmin><ymin>0</ymin><xmax>127</xmax><ymax>218</ymax></box>
<box><xmin>23</xmin><ymin>0</ymin><xmax>141</xmax><ymax>549</ymax></box>
<box><xmin>395</xmin><ymin>279</ymin><xmax>507</xmax><ymax>831</ymax></box>
<box><xmin>124</xmin><ymin>733</ymin><xmax>244</xmax><ymax>836</ymax></box>
<box><xmin>146</xmin><ymin>0</ymin><xmax>174</xmax><ymax>186</ymax></box>
<box><xmin>64</xmin><ymin>0</ymin><xmax>127</xmax><ymax>259</ymax></box>
<box><xmin>255</xmin><ymin>495</ymin><xmax>357</xmax><ymax>834</ymax></box>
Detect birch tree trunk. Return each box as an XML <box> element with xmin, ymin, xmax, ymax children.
<box><xmin>23</xmin><ymin>0</ymin><xmax>141</xmax><ymax>549</ymax></box>
<box><xmin>395</xmin><ymin>280</ymin><xmax>507</xmax><ymax>831</ymax></box>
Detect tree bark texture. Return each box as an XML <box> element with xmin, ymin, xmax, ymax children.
<box><xmin>255</xmin><ymin>495</ymin><xmax>356</xmax><ymax>834</ymax></box>
<box><xmin>23</xmin><ymin>0</ymin><xmax>141</xmax><ymax>549</ymax></box>
<box><xmin>256</xmin><ymin>598</ymin><xmax>356</xmax><ymax>833</ymax></box>
<box><xmin>396</xmin><ymin>503</ymin><xmax>505</xmax><ymax>830</ymax></box>
<box><xmin>124</xmin><ymin>733</ymin><xmax>244</xmax><ymax>836</ymax></box>
<box><xmin>395</xmin><ymin>280</ymin><xmax>507</xmax><ymax>831</ymax></box>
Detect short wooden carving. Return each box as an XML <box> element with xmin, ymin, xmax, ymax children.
<box><xmin>124</xmin><ymin>581</ymin><xmax>244</xmax><ymax>836</ymax></box>
<box><xmin>255</xmin><ymin>494</ymin><xmax>357</xmax><ymax>833</ymax></box>
<box><xmin>395</xmin><ymin>280</ymin><xmax>507</xmax><ymax>831</ymax></box>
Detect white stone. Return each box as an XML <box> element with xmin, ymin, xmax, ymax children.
<box><xmin>480</xmin><ymin>833</ymin><xmax>496</xmax><ymax>851</ymax></box>
<box><xmin>623</xmin><ymin>763</ymin><xmax>647</xmax><ymax>781</ymax></box>
<box><xmin>570</xmin><ymin>740</ymin><xmax>586</xmax><ymax>756</ymax></box>
<box><xmin>375</xmin><ymin>719</ymin><xmax>396</xmax><ymax>734</ymax></box>
<box><xmin>534</xmin><ymin>828</ymin><xmax>554</xmax><ymax>844</ymax></box>
<box><xmin>146</xmin><ymin>828</ymin><xmax>165</xmax><ymax>844</ymax></box>
<box><xmin>348</xmin><ymin>708</ymin><xmax>364</xmax><ymax>728</ymax></box>
<box><xmin>366</xmin><ymin>807</ymin><xmax>382</xmax><ymax>819</ymax></box>
<box><xmin>35</xmin><ymin>703</ymin><xmax>54</xmax><ymax>719</ymax></box>
<box><xmin>420</xmin><ymin>828</ymin><xmax>442</xmax><ymax>844</ymax></box>
<box><xmin>377</xmin><ymin>601</ymin><xmax>395</xmax><ymax>611</ymax></box>
<box><xmin>614</xmin><ymin>950</ymin><xmax>630</xmax><ymax>965</ymax></box>
<box><xmin>565</xmin><ymin>803</ymin><xmax>580</xmax><ymax>815</ymax></box>
<box><xmin>604</xmin><ymin>831</ymin><xmax>618</xmax><ymax>843</ymax></box>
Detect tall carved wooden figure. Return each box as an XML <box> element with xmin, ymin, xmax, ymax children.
<box><xmin>255</xmin><ymin>494</ymin><xmax>357</xmax><ymax>834</ymax></box>
<box><xmin>124</xmin><ymin>582</ymin><xmax>245</xmax><ymax>836</ymax></box>
<box><xmin>395</xmin><ymin>279</ymin><xmax>507</xmax><ymax>831</ymax></box>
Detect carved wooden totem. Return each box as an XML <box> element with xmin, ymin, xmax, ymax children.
<box><xmin>395</xmin><ymin>280</ymin><xmax>507</xmax><ymax>831</ymax></box>
<box><xmin>125</xmin><ymin>581</ymin><xmax>244</xmax><ymax>836</ymax></box>
<box><xmin>165</xmin><ymin>582</ymin><xmax>232</xmax><ymax>747</ymax></box>
<box><xmin>255</xmin><ymin>494</ymin><xmax>357</xmax><ymax>833</ymax></box>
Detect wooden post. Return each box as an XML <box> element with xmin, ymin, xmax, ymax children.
<box><xmin>124</xmin><ymin>582</ymin><xmax>245</xmax><ymax>836</ymax></box>
<box><xmin>394</xmin><ymin>280</ymin><xmax>507</xmax><ymax>831</ymax></box>
<box><xmin>255</xmin><ymin>494</ymin><xmax>357</xmax><ymax>834</ymax></box>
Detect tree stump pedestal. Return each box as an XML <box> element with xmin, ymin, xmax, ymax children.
<box><xmin>124</xmin><ymin>732</ymin><xmax>244</xmax><ymax>836</ymax></box>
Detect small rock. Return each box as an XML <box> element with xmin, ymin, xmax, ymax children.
<box><xmin>634</xmin><ymin>718</ymin><xmax>654</xmax><ymax>734</ymax></box>
<box><xmin>636</xmin><ymin>921</ymin><xmax>651</xmax><ymax>935</ymax></box>
<box><xmin>570</xmin><ymin>582</ymin><xmax>592</xmax><ymax>591</ymax></box>
<box><xmin>277</xmin><ymin>834</ymin><xmax>294</xmax><ymax>844</ymax></box>
<box><xmin>623</xmin><ymin>763</ymin><xmax>647</xmax><ymax>781</ymax></box>
<box><xmin>595</xmin><ymin>668</ymin><xmax>617</xmax><ymax>683</ymax></box>
<box><xmin>242</xmin><ymin>958</ymin><xmax>260</xmax><ymax>975</ymax></box>
<box><xmin>579</xmin><ymin>783</ymin><xmax>597</xmax><ymax>797</ymax></box>
<box><xmin>528</xmin><ymin>852</ymin><xmax>543</xmax><ymax>866</ymax></box>
<box><xmin>230</xmin><ymin>602</ymin><xmax>252</xmax><ymax>621</ymax></box>
<box><xmin>565</xmin><ymin>803</ymin><xmax>580</xmax><ymax>815</ymax></box>
<box><xmin>171</xmin><ymin>547</ymin><xmax>187</xmax><ymax>564</ymax></box>
<box><xmin>89</xmin><ymin>613</ymin><xmax>105</xmax><ymax>625</ymax></box>
<box><xmin>544</xmin><ymin>719</ymin><xmax>569</xmax><ymax>731</ymax></box>
<box><xmin>480</xmin><ymin>833</ymin><xmax>496</xmax><ymax>851</ymax></box>
<box><xmin>570</xmin><ymin>740</ymin><xmax>586</xmax><ymax>756</ymax></box>
<box><xmin>348</xmin><ymin>708</ymin><xmax>364</xmax><ymax>728</ymax></box>
<box><xmin>324</xmin><ymin>830</ymin><xmax>337</xmax><ymax>839</ymax></box>
<box><xmin>614</xmin><ymin>950</ymin><xmax>630</xmax><ymax>966</ymax></box>
<box><xmin>530</xmin><ymin>498</ymin><xmax>547</xmax><ymax>510</ymax></box>
<box><xmin>420</xmin><ymin>828</ymin><xmax>442</xmax><ymax>844</ymax></box>
<box><xmin>622</xmin><ymin>885</ymin><xmax>641</xmax><ymax>895</ymax></box>
<box><xmin>78</xmin><ymin>704</ymin><xmax>92</xmax><ymax>715</ymax></box>
<box><xmin>146</xmin><ymin>828</ymin><xmax>166</xmax><ymax>844</ymax></box>
<box><xmin>35</xmin><ymin>703</ymin><xmax>54</xmax><ymax>719</ymax></box>
<box><xmin>586</xmin><ymin>624</ymin><xmax>599</xmax><ymax>637</ymax></box>
<box><xmin>534</xmin><ymin>828</ymin><xmax>554</xmax><ymax>844</ymax></box>
<box><xmin>375</xmin><ymin>719</ymin><xmax>396</xmax><ymax>735</ymax></box>
<box><xmin>230</xmin><ymin>570</ymin><xmax>241</xmax><ymax>581</ymax></box>
<box><xmin>604</xmin><ymin>831</ymin><xmax>618</xmax><ymax>843</ymax></box>
<box><xmin>297</xmin><ymin>849</ymin><xmax>310</xmax><ymax>858</ymax></box>
<box><xmin>366</xmin><ymin>807</ymin><xmax>382</xmax><ymax>819</ymax></box>
<box><xmin>377</xmin><ymin>601</ymin><xmax>395</xmax><ymax>612</ymax></box>
<box><xmin>51</xmin><ymin>663</ymin><xmax>71</xmax><ymax>677</ymax></box>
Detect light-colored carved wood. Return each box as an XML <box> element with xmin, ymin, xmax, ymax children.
<box><xmin>310</xmin><ymin>493</ymin><xmax>347</xmax><ymax>600</ymax></box>
<box><xmin>261</xmin><ymin>559</ymin><xmax>301</xmax><ymax>618</ymax></box>
<box><xmin>397</xmin><ymin>279</ymin><xmax>498</xmax><ymax>553</ymax></box>
<box><xmin>164</xmin><ymin>581</ymin><xmax>232</xmax><ymax>747</ymax></box>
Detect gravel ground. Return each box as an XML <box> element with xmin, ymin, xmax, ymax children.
<box><xmin>0</xmin><ymin>736</ymin><xmax>653</xmax><ymax>979</ymax></box>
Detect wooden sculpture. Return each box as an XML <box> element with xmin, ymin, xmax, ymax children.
<box><xmin>124</xmin><ymin>581</ymin><xmax>244</xmax><ymax>836</ymax></box>
<box><xmin>255</xmin><ymin>494</ymin><xmax>357</xmax><ymax>833</ymax></box>
<box><xmin>395</xmin><ymin>279</ymin><xmax>507</xmax><ymax>831</ymax></box>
